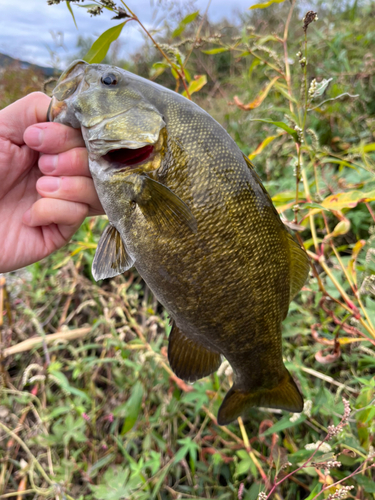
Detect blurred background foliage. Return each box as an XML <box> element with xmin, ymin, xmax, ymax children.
<box><xmin>1</xmin><ymin>0</ymin><xmax>375</xmax><ymax>499</ymax></box>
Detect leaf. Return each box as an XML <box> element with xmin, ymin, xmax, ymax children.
<box><xmin>260</xmin><ymin>415</ymin><xmax>306</xmax><ymax>436</ymax></box>
<box><xmin>310</xmin><ymin>78</ymin><xmax>333</xmax><ymax>99</ymax></box>
<box><xmin>250</xmin><ymin>0</ymin><xmax>286</xmax><ymax>9</ymax></box>
<box><xmin>116</xmin><ymin>381</ymin><xmax>143</xmax><ymax>434</ymax></box>
<box><xmin>182</xmin><ymin>74</ymin><xmax>207</xmax><ymax>97</ymax></box>
<box><xmin>303</xmin><ymin>202</ymin><xmax>330</xmax><ymax>211</ymax></box>
<box><xmin>351</xmin><ymin>475</ymin><xmax>375</xmax><ymax>493</ymax></box>
<box><xmin>349</xmin><ymin>142</ymin><xmax>375</xmax><ymax>153</ymax></box>
<box><xmin>348</xmin><ymin>239</ymin><xmax>366</xmax><ymax>285</ymax></box>
<box><xmin>150</xmin><ymin>61</ymin><xmax>169</xmax><ymax>79</ymax></box>
<box><xmin>172</xmin><ymin>11</ymin><xmax>199</xmax><ymax>38</ymax></box>
<box><xmin>90</xmin><ymin>467</ymin><xmax>142</xmax><ymax>500</ymax></box>
<box><xmin>48</xmin><ymin>369</ymin><xmax>92</xmax><ymax>403</ymax></box>
<box><xmin>320</xmin><ymin>190</ymin><xmax>375</xmax><ymax>211</ymax></box>
<box><xmin>202</xmin><ymin>47</ymin><xmax>229</xmax><ymax>54</ymax></box>
<box><xmin>304</xmin><ymin>483</ymin><xmax>322</xmax><ymax>500</ymax></box>
<box><xmin>250</xmin><ymin>118</ymin><xmax>299</xmax><ymax>142</ymax></box>
<box><xmin>174</xmin><ymin>437</ymin><xmax>200</xmax><ymax>464</ymax></box>
<box><xmin>83</xmin><ymin>22</ymin><xmax>127</xmax><ymax>64</ymax></box>
<box><xmin>66</xmin><ymin>1</ymin><xmax>78</xmax><ymax>29</ymax></box>
<box><xmin>249</xmin><ymin>133</ymin><xmax>284</xmax><ymax>160</ymax></box>
<box><xmin>234</xmin><ymin>77</ymin><xmax>279</xmax><ymax>110</ymax></box>
<box><xmin>274</xmin><ymin>82</ymin><xmax>298</xmax><ymax>103</ymax></box>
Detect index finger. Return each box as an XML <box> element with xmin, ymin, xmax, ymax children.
<box><xmin>0</xmin><ymin>92</ymin><xmax>51</xmax><ymax>145</ymax></box>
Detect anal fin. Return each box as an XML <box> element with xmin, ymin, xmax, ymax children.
<box><xmin>168</xmin><ymin>322</ymin><xmax>221</xmax><ymax>383</ymax></box>
<box><xmin>217</xmin><ymin>369</ymin><xmax>303</xmax><ymax>425</ymax></box>
<box><xmin>92</xmin><ymin>223</ymin><xmax>135</xmax><ymax>281</ymax></box>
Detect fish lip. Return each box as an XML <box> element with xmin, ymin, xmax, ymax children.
<box><xmin>47</xmin><ymin>96</ymin><xmax>67</xmax><ymax>122</ymax></box>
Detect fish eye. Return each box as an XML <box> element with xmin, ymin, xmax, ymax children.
<box><xmin>101</xmin><ymin>73</ymin><xmax>118</xmax><ymax>86</ymax></box>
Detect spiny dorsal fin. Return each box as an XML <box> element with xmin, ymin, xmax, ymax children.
<box><xmin>92</xmin><ymin>224</ymin><xmax>135</xmax><ymax>281</ymax></box>
<box><xmin>217</xmin><ymin>369</ymin><xmax>303</xmax><ymax>426</ymax></box>
<box><xmin>287</xmin><ymin>233</ymin><xmax>310</xmax><ymax>300</ymax></box>
<box><xmin>168</xmin><ymin>322</ymin><xmax>221</xmax><ymax>383</ymax></box>
<box><xmin>134</xmin><ymin>175</ymin><xmax>197</xmax><ymax>234</ymax></box>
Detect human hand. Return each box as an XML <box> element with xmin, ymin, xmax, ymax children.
<box><xmin>0</xmin><ymin>92</ymin><xmax>103</xmax><ymax>274</ymax></box>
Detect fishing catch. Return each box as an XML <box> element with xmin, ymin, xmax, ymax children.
<box><xmin>48</xmin><ymin>60</ymin><xmax>309</xmax><ymax>425</ymax></box>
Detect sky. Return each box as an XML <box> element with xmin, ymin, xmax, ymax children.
<box><xmin>0</xmin><ymin>0</ymin><xmax>256</xmax><ymax>68</ymax></box>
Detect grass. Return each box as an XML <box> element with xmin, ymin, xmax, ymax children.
<box><xmin>1</xmin><ymin>0</ymin><xmax>375</xmax><ymax>498</ymax></box>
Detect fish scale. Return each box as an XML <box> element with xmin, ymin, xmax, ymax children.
<box><xmin>49</xmin><ymin>60</ymin><xmax>310</xmax><ymax>425</ymax></box>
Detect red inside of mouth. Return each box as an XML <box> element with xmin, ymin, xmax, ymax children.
<box><xmin>104</xmin><ymin>145</ymin><xmax>154</xmax><ymax>167</ymax></box>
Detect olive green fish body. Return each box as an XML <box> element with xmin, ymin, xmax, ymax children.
<box><xmin>50</xmin><ymin>61</ymin><xmax>309</xmax><ymax>425</ymax></box>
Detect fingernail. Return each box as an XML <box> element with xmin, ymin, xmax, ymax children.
<box><xmin>25</xmin><ymin>126</ymin><xmax>43</xmax><ymax>148</ymax></box>
<box><xmin>40</xmin><ymin>155</ymin><xmax>58</xmax><ymax>174</ymax></box>
<box><xmin>38</xmin><ymin>176</ymin><xmax>60</xmax><ymax>192</ymax></box>
<box><xmin>23</xmin><ymin>209</ymin><xmax>31</xmax><ymax>224</ymax></box>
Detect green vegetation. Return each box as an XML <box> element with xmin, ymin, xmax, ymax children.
<box><xmin>1</xmin><ymin>0</ymin><xmax>375</xmax><ymax>498</ymax></box>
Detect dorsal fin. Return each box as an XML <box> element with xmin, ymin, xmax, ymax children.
<box><xmin>168</xmin><ymin>322</ymin><xmax>221</xmax><ymax>383</ymax></box>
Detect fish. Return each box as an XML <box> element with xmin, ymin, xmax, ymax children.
<box><xmin>48</xmin><ymin>60</ymin><xmax>310</xmax><ymax>425</ymax></box>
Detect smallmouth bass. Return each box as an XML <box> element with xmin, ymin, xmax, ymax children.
<box><xmin>49</xmin><ymin>60</ymin><xmax>309</xmax><ymax>425</ymax></box>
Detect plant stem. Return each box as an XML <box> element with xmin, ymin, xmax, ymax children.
<box><xmin>302</xmin><ymin>30</ymin><xmax>309</xmax><ymax>130</ymax></box>
<box><xmin>183</xmin><ymin>0</ymin><xmax>212</xmax><ymax>68</ymax></box>
<box><xmin>237</xmin><ymin>417</ymin><xmax>270</xmax><ymax>489</ymax></box>
<box><xmin>283</xmin><ymin>0</ymin><xmax>296</xmax><ymax>114</ymax></box>
<box><xmin>0</xmin><ymin>422</ymin><xmax>52</xmax><ymax>486</ymax></box>
<box><xmin>121</xmin><ymin>2</ymin><xmax>191</xmax><ymax>99</ymax></box>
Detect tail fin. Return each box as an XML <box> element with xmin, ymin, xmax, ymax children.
<box><xmin>217</xmin><ymin>370</ymin><xmax>303</xmax><ymax>426</ymax></box>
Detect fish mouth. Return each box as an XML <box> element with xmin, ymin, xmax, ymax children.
<box><xmin>103</xmin><ymin>145</ymin><xmax>155</xmax><ymax>169</ymax></box>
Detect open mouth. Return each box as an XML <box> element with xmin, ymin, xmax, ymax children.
<box><xmin>103</xmin><ymin>145</ymin><xmax>154</xmax><ymax>168</ymax></box>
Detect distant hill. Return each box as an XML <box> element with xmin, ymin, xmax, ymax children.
<box><xmin>0</xmin><ymin>53</ymin><xmax>58</xmax><ymax>77</ymax></box>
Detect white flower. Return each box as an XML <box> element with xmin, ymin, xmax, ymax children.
<box><xmin>305</xmin><ymin>441</ymin><xmax>332</xmax><ymax>452</ymax></box>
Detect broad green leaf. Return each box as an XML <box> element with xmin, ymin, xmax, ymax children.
<box><xmin>66</xmin><ymin>1</ymin><xmax>78</xmax><ymax>29</ymax></box>
<box><xmin>304</xmin><ymin>483</ymin><xmax>322</xmax><ymax>500</ymax></box>
<box><xmin>172</xmin><ymin>11</ymin><xmax>199</xmax><ymax>38</ymax></box>
<box><xmin>349</xmin><ymin>142</ymin><xmax>375</xmax><ymax>153</ymax></box>
<box><xmin>90</xmin><ymin>467</ymin><xmax>142</xmax><ymax>500</ymax></box>
<box><xmin>261</xmin><ymin>415</ymin><xmax>306</xmax><ymax>436</ymax></box>
<box><xmin>151</xmin><ymin>62</ymin><xmax>169</xmax><ymax>78</ymax></box>
<box><xmin>250</xmin><ymin>118</ymin><xmax>299</xmax><ymax>142</ymax></box>
<box><xmin>118</xmin><ymin>381</ymin><xmax>144</xmax><ymax>434</ymax></box>
<box><xmin>350</xmin><ymin>475</ymin><xmax>375</xmax><ymax>493</ymax></box>
<box><xmin>83</xmin><ymin>22</ymin><xmax>127</xmax><ymax>64</ymax></box>
<box><xmin>202</xmin><ymin>47</ymin><xmax>229</xmax><ymax>54</ymax></box>
<box><xmin>250</xmin><ymin>0</ymin><xmax>286</xmax><ymax>9</ymax></box>
<box><xmin>182</xmin><ymin>74</ymin><xmax>207</xmax><ymax>97</ymax></box>
<box><xmin>182</xmin><ymin>11</ymin><xmax>200</xmax><ymax>24</ymax></box>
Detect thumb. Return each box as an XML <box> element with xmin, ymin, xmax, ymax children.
<box><xmin>0</xmin><ymin>92</ymin><xmax>51</xmax><ymax>146</ymax></box>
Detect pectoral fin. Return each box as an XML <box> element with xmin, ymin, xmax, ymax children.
<box><xmin>92</xmin><ymin>224</ymin><xmax>134</xmax><ymax>281</ymax></box>
<box><xmin>133</xmin><ymin>175</ymin><xmax>197</xmax><ymax>234</ymax></box>
<box><xmin>217</xmin><ymin>369</ymin><xmax>303</xmax><ymax>425</ymax></box>
<box><xmin>168</xmin><ymin>322</ymin><xmax>221</xmax><ymax>382</ymax></box>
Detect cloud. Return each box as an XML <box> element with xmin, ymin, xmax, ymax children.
<box><xmin>0</xmin><ymin>0</ymin><xmax>252</xmax><ymax>67</ymax></box>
